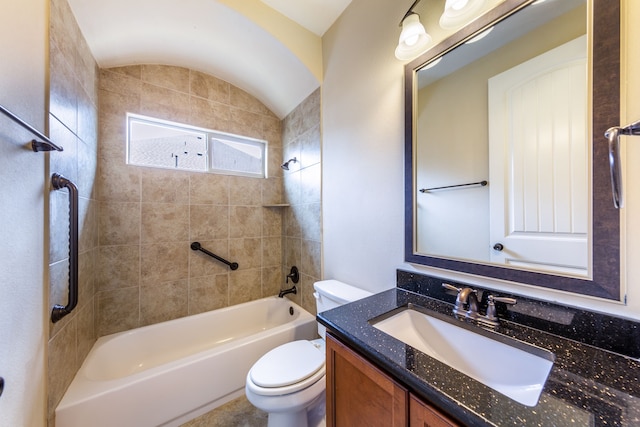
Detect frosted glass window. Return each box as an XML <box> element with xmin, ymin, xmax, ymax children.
<box><xmin>127</xmin><ymin>113</ymin><xmax>267</xmax><ymax>178</ymax></box>
<box><xmin>211</xmin><ymin>137</ymin><xmax>265</xmax><ymax>177</ymax></box>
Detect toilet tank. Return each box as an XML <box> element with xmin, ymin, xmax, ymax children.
<box><xmin>313</xmin><ymin>280</ymin><xmax>373</xmax><ymax>338</ymax></box>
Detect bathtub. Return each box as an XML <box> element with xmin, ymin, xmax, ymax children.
<box><xmin>55</xmin><ymin>296</ymin><xmax>317</xmax><ymax>427</ymax></box>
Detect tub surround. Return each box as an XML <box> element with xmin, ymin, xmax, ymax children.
<box><xmin>317</xmin><ymin>270</ymin><xmax>640</xmax><ymax>426</ymax></box>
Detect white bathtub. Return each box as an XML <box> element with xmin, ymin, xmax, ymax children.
<box><xmin>55</xmin><ymin>296</ymin><xmax>317</xmax><ymax>427</ymax></box>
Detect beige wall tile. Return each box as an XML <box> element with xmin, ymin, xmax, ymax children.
<box><xmin>140</xmin><ymin>279</ymin><xmax>188</xmax><ymax>325</ymax></box>
<box><xmin>189</xmin><ymin>274</ymin><xmax>229</xmax><ymax>314</ymax></box>
<box><xmin>99</xmin><ymin>69</ymin><xmax>142</xmax><ymax>98</ymax></box>
<box><xmin>229</xmin><ymin>176</ymin><xmax>262</xmax><ymax>206</ymax></box>
<box><xmin>141</xmin><ymin>202</ymin><xmax>189</xmax><ymax>243</ymax></box>
<box><xmin>98</xmin><ymin>159</ymin><xmax>141</xmax><ymax>202</ymax></box>
<box><xmin>140</xmin><ymin>242</ymin><xmax>189</xmax><ymax>283</ymax></box>
<box><xmin>78</xmin><ymin>249</ymin><xmax>96</xmax><ymax>311</ymax></box>
<box><xmin>96</xmin><ymin>287</ymin><xmax>140</xmax><ymax>336</ymax></box>
<box><xmin>263</xmin><ymin>236</ymin><xmax>282</xmax><ymax>267</ymax></box>
<box><xmin>190</xmin><ymin>70</ymin><xmax>230</xmax><ymax>104</ymax></box>
<box><xmin>301</xmin><ymin>203</ymin><xmax>321</xmax><ymax>242</ymax></box>
<box><xmin>141</xmin><ymin>169</ymin><xmax>190</xmax><ymax>203</ymax></box>
<box><xmin>262</xmin><ymin>208</ymin><xmax>283</xmax><ymax>237</ymax></box>
<box><xmin>97</xmin><ymin>245</ymin><xmax>140</xmax><ymax>291</ymax></box>
<box><xmin>190</xmin><ymin>205</ymin><xmax>229</xmax><ymax>240</ymax></box>
<box><xmin>229</xmin><ymin>206</ymin><xmax>262</xmax><ymax>238</ymax></box>
<box><xmin>262</xmin><ymin>266</ymin><xmax>282</xmax><ymax>297</ymax></box>
<box><xmin>284</xmin><ymin>237</ymin><xmax>301</xmax><ymax>268</ymax></box>
<box><xmin>99</xmin><ymin>201</ymin><xmax>140</xmax><ymax>245</ymax></box>
<box><xmin>139</xmin><ymin>82</ymin><xmax>190</xmax><ymax>123</ymax></box>
<box><xmin>229</xmin><ymin>269</ymin><xmax>262</xmax><ymax>305</ymax></box>
<box><xmin>262</xmin><ymin>177</ymin><xmax>283</xmax><ymax>205</ymax></box>
<box><xmin>190</xmin><ymin>173</ymin><xmax>229</xmax><ymax>205</ymax></box>
<box><xmin>230</xmin><ymin>238</ymin><xmax>262</xmax><ymax>270</ymax></box>
<box><xmin>299</xmin><ymin>274</ymin><xmax>319</xmax><ymax>315</ymax></box>
<box><xmin>301</xmin><ymin>239</ymin><xmax>321</xmax><ymax>279</ymax></box>
<box><xmin>75</xmin><ymin>301</ymin><xmax>96</xmax><ymax>364</ymax></box>
<box><xmin>141</xmin><ymin>65</ymin><xmax>190</xmax><ymax>93</ymax></box>
<box><xmin>106</xmin><ymin>65</ymin><xmax>142</xmax><ymax>79</ymax></box>
<box><xmin>47</xmin><ymin>319</ymin><xmax>77</xmax><ymax>417</ymax></box>
<box><xmin>190</xmin><ymin>96</ymin><xmax>231</xmax><ymax>132</ymax></box>
<box><xmin>301</xmin><ymin>163</ymin><xmax>321</xmax><ymax>204</ymax></box>
<box><xmin>229</xmin><ymin>85</ymin><xmax>273</xmax><ymax>117</ymax></box>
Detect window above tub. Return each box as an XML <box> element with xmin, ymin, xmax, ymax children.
<box><xmin>126</xmin><ymin>113</ymin><xmax>267</xmax><ymax>178</ymax></box>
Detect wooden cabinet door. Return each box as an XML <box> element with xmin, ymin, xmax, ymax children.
<box><xmin>326</xmin><ymin>334</ymin><xmax>408</xmax><ymax>427</ymax></box>
<box><xmin>409</xmin><ymin>394</ymin><xmax>460</xmax><ymax>427</ymax></box>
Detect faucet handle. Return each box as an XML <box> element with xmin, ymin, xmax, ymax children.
<box><xmin>442</xmin><ymin>283</ymin><xmax>461</xmax><ymax>293</ymax></box>
<box><xmin>490</xmin><ymin>295</ymin><xmax>517</xmax><ymax>305</ymax></box>
<box><xmin>485</xmin><ymin>295</ymin><xmax>516</xmax><ymax>321</ymax></box>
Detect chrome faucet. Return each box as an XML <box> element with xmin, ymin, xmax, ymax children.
<box><xmin>442</xmin><ymin>283</ymin><xmax>517</xmax><ymax>326</ymax></box>
<box><xmin>442</xmin><ymin>283</ymin><xmax>480</xmax><ymax>319</ymax></box>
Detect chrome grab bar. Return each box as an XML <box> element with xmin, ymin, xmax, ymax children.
<box><xmin>605</xmin><ymin>120</ymin><xmax>640</xmax><ymax>208</ymax></box>
<box><xmin>51</xmin><ymin>174</ymin><xmax>79</xmax><ymax>323</ymax></box>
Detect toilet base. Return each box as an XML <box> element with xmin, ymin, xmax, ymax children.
<box><xmin>266</xmin><ymin>391</ymin><xmax>325</xmax><ymax>427</ymax></box>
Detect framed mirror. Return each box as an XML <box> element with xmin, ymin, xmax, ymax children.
<box><xmin>404</xmin><ymin>0</ymin><xmax>621</xmax><ymax>300</ymax></box>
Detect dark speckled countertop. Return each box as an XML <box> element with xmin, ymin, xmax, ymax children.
<box><xmin>317</xmin><ymin>271</ymin><xmax>640</xmax><ymax>426</ymax></box>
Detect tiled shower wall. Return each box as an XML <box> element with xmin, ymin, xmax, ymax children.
<box><xmin>46</xmin><ymin>1</ymin><xmax>323</xmax><ymax>422</ymax></box>
<box><xmin>281</xmin><ymin>89</ymin><xmax>322</xmax><ymax>315</ymax></box>
<box><xmin>96</xmin><ymin>65</ymin><xmax>285</xmax><ymax>336</ymax></box>
<box><xmin>47</xmin><ymin>0</ymin><xmax>99</xmax><ymax>423</ymax></box>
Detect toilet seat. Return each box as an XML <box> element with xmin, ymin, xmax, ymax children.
<box><xmin>248</xmin><ymin>340</ymin><xmax>326</xmax><ymax>396</ymax></box>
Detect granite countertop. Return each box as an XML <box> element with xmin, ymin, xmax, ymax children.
<box><xmin>317</xmin><ymin>284</ymin><xmax>640</xmax><ymax>426</ymax></box>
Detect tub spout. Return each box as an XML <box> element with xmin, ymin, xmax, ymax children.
<box><xmin>278</xmin><ymin>286</ymin><xmax>297</xmax><ymax>298</ymax></box>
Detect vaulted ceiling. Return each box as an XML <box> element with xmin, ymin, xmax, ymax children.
<box><xmin>67</xmin><ymin>0</ymin><xmax>351</xmax><ymax>118</ymax></box>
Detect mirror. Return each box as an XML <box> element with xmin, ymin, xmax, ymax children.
<box><xmin>405</xmin><ymin>0</ymin><xmax>621</xmax><ymax>300</ymax></box>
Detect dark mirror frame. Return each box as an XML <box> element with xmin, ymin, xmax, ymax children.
<box><xmin>404</xmin><ymin>0</ymin><xmax>621</xmax><ymax>300</ymax></box>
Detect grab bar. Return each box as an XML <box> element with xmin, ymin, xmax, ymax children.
<box><xmin>51</xmin><ymin>174</ymin><xmax>79</xmax><ymax>323</ymax></box>
<box><xmin>0</xmin><ymin>104</ymin><xmax>63</xmax><ymax>152</ymax></box>
<box><xmin>605</xmin><ymin>120</ymin><xmax>640</xmax><ymax>208</ymax></box>
<box><xmin>420</xmin><ymin>180</ymin><xmax>488</xmax><ymax>193</ymax></box>
<box><xmin>190</xmin><ymin>242</ymin><xmax>239</xmax><ymax>270</ymax></box>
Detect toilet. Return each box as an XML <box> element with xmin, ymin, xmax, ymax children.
<box><xmin>245</xmin><ymin>280</ymin><xmax>373</xmax><ymax>427</ymax></box>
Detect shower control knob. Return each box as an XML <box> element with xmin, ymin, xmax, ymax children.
<box><xmin>493</xmin><ymin>243</ymin><xmax>504</xmax><ymax>251</ymax></box>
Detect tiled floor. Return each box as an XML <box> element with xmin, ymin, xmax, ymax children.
<box><xmin>180</xmin><ymin>395</ymin><xmax>268</xmax><ymax>427</ymax></box>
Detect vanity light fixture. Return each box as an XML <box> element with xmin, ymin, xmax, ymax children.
<box><xmin>395</xmin><ymin>0</ymin><xmax>432</xmax><ymax>61</ymax></box>
<box><xmin>439</xmin><ymin>0</ymin><xmax>487</xmax><ymax>30</ymax></box>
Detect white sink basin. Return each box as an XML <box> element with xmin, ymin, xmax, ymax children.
<box><xmin>371</xmin><ymin>306</ymin><xmax>554</xmax><ymax>407</ymax></box>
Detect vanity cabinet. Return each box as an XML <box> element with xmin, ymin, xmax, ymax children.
<box><xmin>326</xmin><ymin>334</ymin><xmax>459</xmax><ymax>427</ymax></box>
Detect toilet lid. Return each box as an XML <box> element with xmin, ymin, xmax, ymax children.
<box><xmin>250</xmin><ymin>340</ymin><xmax>324</xmax><ymax>388</ymax></box>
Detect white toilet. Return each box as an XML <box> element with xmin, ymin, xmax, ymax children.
<box><xmin>245</xmin><ymin>280</ymin><xmax>372</xmax><ymax>427</ymax></box>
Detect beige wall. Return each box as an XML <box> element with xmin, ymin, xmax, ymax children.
<box><xmin>47</xmin><ymin>0</ymin><xmax>100</xmax><ymax>423</ymax></box>
<box><xmin>0</xmin><ymin>0</ymin><xmax>48</xmax><ymax>424</ymax></box>
<box><xmin>281</xmin><ymin>88</ymin><xmax>322</xmax><ymax>315</ymax></box>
